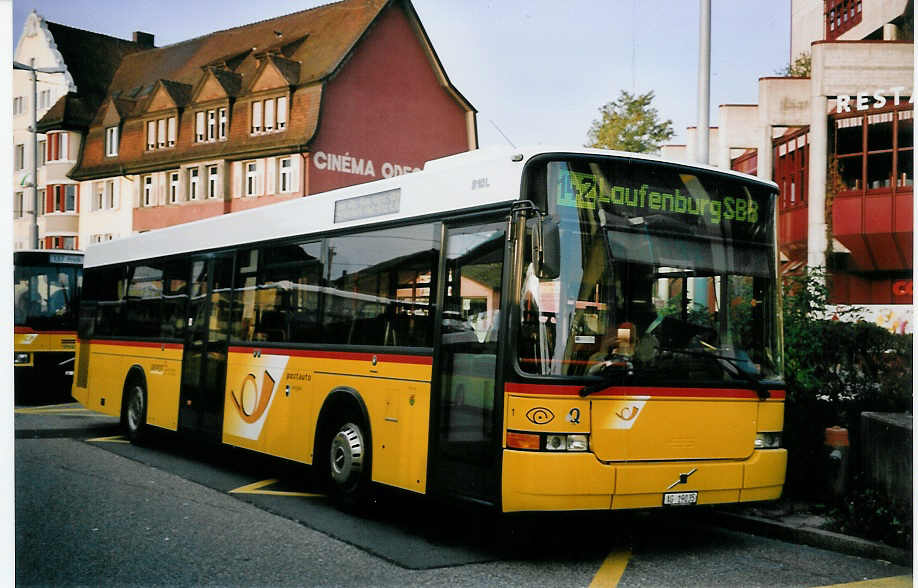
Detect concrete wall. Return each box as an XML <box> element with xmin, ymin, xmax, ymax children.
<box><xmin>859</xmin><ymin>412</ymin><xmax>912</xmax><ymax>506</ymax></box>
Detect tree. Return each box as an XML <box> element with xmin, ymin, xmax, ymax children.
<box><xmin>585</xmin><ymin>90</ymin><xmax>674</xmax><ymax>153</ymax></box>
<box><xmin>776</xmin><ymin>52</ymin><xmax>811</xmax><ymax>77</ymax></box>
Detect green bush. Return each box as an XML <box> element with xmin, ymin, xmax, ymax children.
<box><xmin>781</xmin><ymin>269</ymin><xmax>912</xmax><ymax>543</ymax></box>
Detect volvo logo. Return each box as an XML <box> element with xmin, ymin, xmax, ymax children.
<box><xmin>666</xmin><ymin>468</ymin><xmax>698</xmax><ymax>490</ymax></box>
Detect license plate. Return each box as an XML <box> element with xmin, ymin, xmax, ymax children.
<box><xmin>663</xmin><ymin>491</ymin><xmax>698</xmax><ymax>506</ymax></box>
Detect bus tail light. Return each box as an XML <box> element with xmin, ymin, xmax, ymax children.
<box><xmin>755</xmin><ymin>432</ymin><xmax>782</xmax><ymax>449</ymax></box>
<box><xmin>545</xmin><ymin>434</ymin><xmax>589</xmax><ymax>452</ymax></box>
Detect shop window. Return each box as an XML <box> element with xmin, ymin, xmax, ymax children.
<box><xmin>833</xmin><ymin>105</ymin><xmax>913</xmax><ymax>194</ymax></box>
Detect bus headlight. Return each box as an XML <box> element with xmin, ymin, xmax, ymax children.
<box><xmin>14</xmin><ymin>352</ymin><xmax>31</xmax><ymax>365</ymax></box>
<box><xmin>545</xmin><ymin>434</ymin><xmax>589</xmax><ymax>452</ymax></box>
<box><xmin>755</xmin><ymin>432</ymin><xmax>782</xmax><ymax>449</ymax></box>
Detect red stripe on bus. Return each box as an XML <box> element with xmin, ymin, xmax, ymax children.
<box><xmin>505</xmin><ymin>382</ymin><xmax>786</xmax><ymax>400</ymax></box>
<box><xmin>90</xmin><ymin>339</ymin><xmax>184</xmax><ymax>350</ymax></box>
<box><xmin>15</xmin><ymin>327</ymin><xmax>76</xmax><ymax>335</ymax></box>
<box><xmin>227</xmin><ymin>346</ymin><xmax>433</xmax><ymax>365</ymax></box>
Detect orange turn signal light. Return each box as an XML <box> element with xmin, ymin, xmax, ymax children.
<box><xmin>507</xmin><ymin>431</ymin><xmax>540</xmax><ymax>450</ymax></box>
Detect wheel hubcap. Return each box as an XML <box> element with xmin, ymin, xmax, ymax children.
<box><xmin>329</xmin><ymin>423</ymin><xmax>364</xmax><ymax>486</ymax></box>
<box><xmin>127</xmin><ymin>387</ymin><xmax>143</xmax><ymax>431</ymax></box>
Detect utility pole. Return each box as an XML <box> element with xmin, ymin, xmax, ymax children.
<box><xmin>13</xmin><ymin>59</ymin><xmax>66</xmax><ymax>249</ymax></box>
<box><xmin>696</xmin><ymin>0</ymin><xmax>711</xmax><ymax>165</ymax></box>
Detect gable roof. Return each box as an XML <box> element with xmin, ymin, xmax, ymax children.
<box><xmin>106</xmin><ymin>0</ymin><xmax>389</xmax><ymax>104</ymax></box>
<box><xmin>34</xmin><ymin>19</ymin><xmax>149</xmax><ymax>131</ymax></box>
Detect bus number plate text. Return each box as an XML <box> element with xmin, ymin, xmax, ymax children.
<box><xmin>663</xmin><ymin>491</ymin><xmax>697</xmax><ymax>506</ymax></box>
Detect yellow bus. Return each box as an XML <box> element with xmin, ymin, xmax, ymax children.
<box><xmin>15</xmin><ymin>250</ymin><xmax>83</xmax><ymax>400</ymax></box>
<box><xmin>73</xmin><ymin>147</ymin><xmax>786</xmax><ymax>511</ymax></box>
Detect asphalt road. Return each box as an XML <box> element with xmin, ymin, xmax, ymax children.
<box><xmin>14</xmin><ymin>402</ymin><xmax>913</xmax><ymax>586</ymax></box>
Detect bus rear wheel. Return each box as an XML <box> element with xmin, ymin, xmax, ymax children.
<box><xmin>123</xmin><ymin>382</ymin><xmax>148</xmax><ymax>444</ymax></box>
<box><xmin>324</xmin><ymin>416</ymin><xmax>372</xmax><ymax>506</ymax></box>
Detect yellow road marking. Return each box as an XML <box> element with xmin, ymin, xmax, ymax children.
<box><xmin>87</xmin><ymin>435</ymin><xmax>130</xmax><ymax>444</ymax></box>
<box><xmin>15</xmin><ymin>406</ymin><xmax>92</xmax><ymax>414</ymax></box>
<box><xmin>816</xmin><ymin>576</ymin><xmax>913</xmax><ymax>588</ymax></box>
<box><xmin>590</xmin><ymin>549</ymin><xmax>631</xmax><ymax>588</ymax></box>
<box><xmin>229</xmin><ymin>478</ymin><xmax>323</xmax><ymax>498</ymax></box>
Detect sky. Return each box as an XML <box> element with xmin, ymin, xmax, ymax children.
<box><xmin>11</xmin><ymin>0</ymin><xmax>791</xmax><ymax>149</ymax></box>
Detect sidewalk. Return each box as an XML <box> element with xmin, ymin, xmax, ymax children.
<box><xmin>711</xmin><ymin>501</ymin><xmax>912</xmax><ymax>568</ymax></box>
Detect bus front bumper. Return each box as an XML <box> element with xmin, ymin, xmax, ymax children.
<box><xmin>501</xmin><ymin>448</ymin><xmax>787</xmax><ymax>512</ymax></box>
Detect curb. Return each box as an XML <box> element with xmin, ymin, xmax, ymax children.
<box><xmin>710</xmin><ymin>510</ymin><xmax>912</xmax><ymax>568</ymax></box>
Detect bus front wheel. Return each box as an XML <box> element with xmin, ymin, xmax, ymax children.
<box><xmin>123</xmin><ymin>381</ymin><xmax>148</xmax><ymax>444</ymax></box>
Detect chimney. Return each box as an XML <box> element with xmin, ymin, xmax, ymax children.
<box><xmin>132</xmin><ymin>31</ymin><xmax>155</xmax><ymax>49</ymax></box>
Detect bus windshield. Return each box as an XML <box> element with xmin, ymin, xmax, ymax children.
<box><xmin>518</xmin><ymin>158</ymin><xmax>782</xmax><ymax>386</ymax></box>
<box><xmin>14</xmin><ymin>264</ymin><xmax>80</xmax><ymax>330</ymax></box>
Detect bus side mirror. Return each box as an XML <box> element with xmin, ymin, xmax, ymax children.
<box><xmin>538</xmin><ymin>217</ymin><xmax>560</xmax><ymax>280</ymax></box>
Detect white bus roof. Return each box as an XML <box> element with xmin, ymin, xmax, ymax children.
<box><xmin>83</xmin><ymin>146</ymin><xmax>777</xmax><ymax>268</ymax></box>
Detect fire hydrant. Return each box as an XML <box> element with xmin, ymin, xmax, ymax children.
<box><xmin>825</xmin><ymin>426</ymin><xmax>849</xmax><ymax>499</ymax></box>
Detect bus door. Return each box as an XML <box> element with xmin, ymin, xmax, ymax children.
<box><xmin>429</xmin><ymin>221</ymin><xmax>506</xmax><ymax>503</ymax></box>
<box><xmin>179</xmin><ymin>252</ymin><xmax>234</xmax><ymax>437</ymax></box>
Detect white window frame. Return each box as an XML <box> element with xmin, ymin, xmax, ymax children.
<box><xmin>189</xmin><ymin>167</ymin><xmax>200</xmax><ymax>201</ymax></box>
<box><xmin>106</xmin><ymin>180</ymin><xmax>116</xmax><ymax>209</ymax></box>
<box><xmin>208</xmin><ymin>165</ymin><xmax>219</xmax><ymax>199</ymax></box>
<box><xmin>167</xmin><ymin>117</ymin><xmax>176</xmax><ymax>147</ymax></box>
<box><xmin>245</xmin><ymin>162</ymin><xmax>258</xmax><ymax>196</ymax></box>
<box><xmin>264</xmin><ymin>99</ymin><xmax>275</xmax><ymax>132</ymax></box>
<box><xmin>251</xmin><ymin>101</ymin><xmax>262</xmax><ymax>134</ymax></box>
<box><xmin>279</xmin><ymin>157</ymin><xmax>293</xmax><ymax>193</ymax></box>
<box><xmin>169</xmin><ymin>171</ymin><xmax>180</xmax><ymax>203</ymax></box>
<box><xmin>94</xmin><ymin>183</ymin><xmax>104</xmax><ymax>211</ymax></box>
<box><xmin>105</xmin><ymin>126</ymin><xmax>119</xmax><ymax>157</ymax></box>
<box><xmin>218</xmin><ymin>108</ymin><xmax>227</xmax><ymax>140</ymax></box>
<box><xmin>195</xmin><ymin>111</ymin><xmax>205</xmax><ymax>142</ymax></box>
<box><xmin>157</xmin><ymin>119</ymin><xmax>166</xmax><ymax>148</ymax></box>
<box><xmin>207</xmin><ymin>110</ymin><xmax>216</xmax><ymax>141</ymax></box>
<box><xmin>277</xmin><ymin>96</ymin><xmax>288</xmax><ymax>129</ymax></box>
<box><xmin>147</xmin><ymin>121</ymin><xmax>157</xmax><ymax>150</ymax></box>
<box><xmin>143</xmin><ymin>175</ymin><xmax>153</xmax><ymax>206</ymax></box>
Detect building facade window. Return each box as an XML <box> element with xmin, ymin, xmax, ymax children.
<box><xmin>13</xmin><ymin>96</ymin><xmax>24</xmax><ymax>116</ymax></box>
<box><xmin>773</xmin><ymin>129</ymin><xmax>810</xmax><ymax>211</ymax></box>
<box><xmin>47</xmin><ymin>132</ymin><xmax>68</xmax><ymax>161</ymax></box>
<box><xmin>106</xmin><ymin>180</ymin><xmax>116</xmax><ymax>209</ymax></box>
<box><xmin>93</xmin><ymin>181</ymin><xmax>118</xmax><ymax>211</ymax></box>
<box><xmin>208</xmin><ymin>165</ymin><xmax>219</xmax><ymax>199</ymax></box>
<box><xmin>251</xmin><ymin>96</ymin><xmax>287</xmax><ymax>135</ymax></box>
<box><xmin>189</xmin><ymin>167</ymin><xmax>200</xmax><ymax>201</ymax></box>
<box><xmin>39</xmin><ymin>89</ymin><xmax>51</xmax><ymax>109</ymax></box>
<box><xmin>279</xmin><ymin>157</ymin><xmax>293</xmax><ymax>193</ymax></box>
<box><xmin>196</xmin><ymin>107</ymin><xmax>229</xmax><ymax>143</ymax></box>
<box><xmin>246</xmin><ymin>162</ymin><xmax>258</xmax><ymax>196</ymax></box>
<box><xmin>47</xmin><ymin>236</ymin><xmax>78</xmax><ymax>250</ymax></box>
<box><xmin>38</xmin><ymin>140</ymin><xmax>46</xmax><ymax>165</ymax></box>
<box><xmin>91</xmin><ymin>233</ymin><xmax>114</xmax><ymax>243</ymax></box>
<box><xmin>143</xmin><ymin>175</ymin><xmax>153</xmax><ymax>206</ymax></box>
<box><xmin>833</xmin><ymin>105</ymin><xmax>913</xmax><ymax>194</ymax></box>
<box><xmin>169</xmin><ymin>172</ymin><xmax>180</xmax><ymax>203</ymax></box>
<box><xmin>105</xmin><ymin>126</ymin><xmax>119</xmax><ymax>157</ymax></box>
<box><xmin>825</xmin><ymin>0</ymin><xmax>862</xmax><ymax>40</ymax></box>
<box><xmin>47</xmin><ymin>184</ymin><xmax>77</xmax><ymax>213</ymax></box>
<box><xmin>146</xmin><ymin>116</ymin><xmax>177</xmax><ymax>151</ymax></box>
<box><xmin>14</xmin><ymin>192</ymin><xmax>24</xmax><ymax>218</ymax></box>
<box><xmin>15</xmin><ymin>144</ymin><xmax>24</xmax><ymax>170</ymax></box>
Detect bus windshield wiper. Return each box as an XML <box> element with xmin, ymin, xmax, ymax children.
<box><xmin>663</xmin><ymin>344</ymin><xmax>771</xmax><ymax>400</ymax></box>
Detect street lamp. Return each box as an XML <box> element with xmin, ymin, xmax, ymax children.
<box><xmin>13</xmin><ymin>59</ymin><xmax>67</xmax><ymax>250</ymax></box>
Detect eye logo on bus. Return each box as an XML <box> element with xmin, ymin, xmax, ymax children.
<box><xmin>526</xmin><ymin>407</ymin><xmax>555</xmax><ymax>425</ymax></box>
<box><xmin>231</xmin><ymin>371</ymin><xmax>276</xmax><ymax>424</ymax></box>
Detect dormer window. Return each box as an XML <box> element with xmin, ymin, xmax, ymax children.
<box><xmin>105</xmin><ymin>126</ymin><xmax>119</xmax><ymax>157</ymax></box>
<box><xmin>251</xmin><ymin>96</ymin><xmax>287</xmax><ymax>135</ymax></box>
<box><xmin>146</xmin><ymin>116</ymin><xmax>177</xmax><ymax>151</ymax></box>
<box><xmin>196</xmin><ymin>107</ymin><xmax>228</xmax><ymax>143</ymax></box>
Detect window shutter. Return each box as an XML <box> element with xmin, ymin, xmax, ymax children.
<box><xmin>264</xmin><ymin>99</ymin><xmax>275</xmax><ymax>131</ymax></box>
<box><xmin>277</xmin><ymin>96</ymin><xmax>288</xmax><ymax>129</ymax></box>
<box><xmin>233</xmin><ymin>162</ymin><xmax>242</xmax><ymax>198</ymax></box>
<box><xmin>167</xmin><ymin>117</ymin><xmax>176</xmax><ymax>146</ymax></box>
<box><xmin>196</xmin><ymin>112</ymin><xmax>204</xmax><ymax>141</ymax></box>
<box><xmin>266</xmin><ymin>158</ymin><xmax>276</xmax><ymax>195</ymax></box>
<box><xmin>252</xmin><ymin>101</ymin><xmax>262</xmax><ymax>133</ymax></box>
<box><xmin>147</xmin><ymin>121</ymin><xmax>156</xmax><ymax>149</ymax></box>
